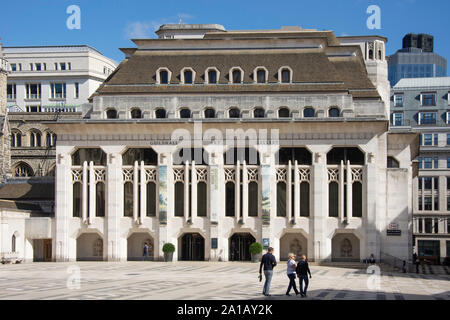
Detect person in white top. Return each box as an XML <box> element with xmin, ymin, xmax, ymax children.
<box><xmin>286</xmin><ymin>253</ymin><xmax>299</xmax><ymax>296</ymax></box>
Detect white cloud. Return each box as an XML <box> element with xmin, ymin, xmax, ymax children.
<box><xmin>124</xmin><ymin>13</ymin><xmax>195</xmax><ymax>39</ymax></box>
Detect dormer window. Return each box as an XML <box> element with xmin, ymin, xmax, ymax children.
<box><xmin>421</xmin><ymin>93</ymin><xmax>436</xmax><ymax>106</ymax></box>
<box><xmin>254</xmin><ymin>67</ymin><xmax>268</xmax><ymax>84</ymax></box>
<box><xmin>181</xmin><ymin>67</ymin><xmax>195</xmax><ymax>84</ymax></box>
<box><xmin>230</xmin><ymin>67</ymin><xmax>243</xmax><ymax>84</ymax></box>
<box><xmin>278</xmin><ymin>67</ymin><xmax>293</xmax><ymax>84</ymax></box>
<box><xmin>278</xmin><ymin>107</ymin><xmax>290</xmax><ymax>118</ymax></box>
<box><xmin>206</xmin><ymin>67</ymin><xmax>219</xmax><ymax>84</ymax></box>
<box><xmin>156</xmin><ymin>68</ymin><xmax>172</xmax><ymax>84</ymax></box>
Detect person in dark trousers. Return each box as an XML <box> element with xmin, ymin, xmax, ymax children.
<box><xmin>259</xmin><ymin>247</ymin><xmax>277</xmax><ymax>296</ymax></box>
<box><xmin>296</xmin><ymin>254</ymin><xmax>312</xmax><ymax>297</ymax></box>
<box><xmin>286</xmin><ymin>253</ymin><xmax>299</xmax><ymax>296</ymax></box>
<box><xmin>413</xmin><ymin>253</ymin><xmax>420</xmax><ymax>273</ymax></box>
<box><xmin>142</xmin><ymin>242</ymin><xmax>149</xmax><ymax>261</ymax></box>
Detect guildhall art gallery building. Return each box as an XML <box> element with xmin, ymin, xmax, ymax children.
<box><xmin>5</xmin><ymin>24</ymin><xmax>419</xmax><ymax>263</ymax></box>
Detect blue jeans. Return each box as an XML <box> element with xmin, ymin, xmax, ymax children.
<box><xmin>299</xmin><ymin>275</ymin><xmax>309</xmax><ymax>295</ymax></box>
<box><xmin>142</xmin><ymin>252</ymin><xmax>149</xmax><ymax>261</ymax></box>
<box><xmin>263</xmin><ymin>270</ymin><xmax>273</xmax><ymax>295</ymax></box>
<box><xmin>286</xmin><ymin>273</ymin><xmax>299</xmax><ymax>295</ymax></box>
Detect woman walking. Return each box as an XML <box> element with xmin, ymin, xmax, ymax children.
<box><xmin>286</xmin><ymin>253</ymin><xmax>299</xmax><ymax>296</ymax></box>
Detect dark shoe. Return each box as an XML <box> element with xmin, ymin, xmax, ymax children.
<box><xmin>264</xmin><ymin>294</ymin><xmax>271</xmax><ymax>297</ymax></box>
<box><xmin>286</xmin><ymin>293</ymin><xmax>291</xmax><ymax>296</ymax></box>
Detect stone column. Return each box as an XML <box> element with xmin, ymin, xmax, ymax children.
<box><xmin>242</xmin><ymin>161</ymin><xmax>248</xmax><ymax>223</ymax></box>
<box><xmin>346</xmin><ymin>161</ymin><xmax>352</xmax><ymax>218</ymax></box>
<box><xmin>294</xmin><ymin>161</ymin><xmax>300</xmax><ymax>224</ymax></box>
<box><xmin>140</xmin><ymin>161</ymin><xmax>146</xmax><ymax>223</ymax></box>
<box><xmin>287</xmin><ymin>161</ymin><xmax>292</xmax><ymax>223</ymax></box>
<box><xmin>55</xmin><ymin>146</ymin><xmax>74</xmax><ymax>262</ymax></box>
<box><xmin>184</xmin><ymin>161</ymin><xmax>190</xmax><ymax>222</ymax></box>
<box><xmin>365</xmin><ymin>157</ymin><xmax>379</xmax><ymax>260</ymax></box>
<box><xmin>103</xmin><ymin>146</ymin><xmax>124</xmax><ymax>261</ymax></box>
<box><xmin>133</xmin><ymin>161</ymin><xmax>139</xmax><ymax>223</ymax></box>
<box><xmin>191</xmin><ymin>161</ymin><xmax>197</xmax><ymax>220</ymax></box>
<box><xmin>82</xmin><ymin>161</ymin><xmax>88</xmax><ymax>224</ymax></box>
<box><xmin>339</xmin><ymin>160</ymin><xmax>344</xmax><ymax>222</ymax></box>
<box><xmin>89</xmin><ymin>161</ymin><xmax>95</xmax><ymax>224</ymax></box>
<box><xmin>235</xmin><ymin>160</ymin><xmax>240</xmax><ymax>222</ymax></box>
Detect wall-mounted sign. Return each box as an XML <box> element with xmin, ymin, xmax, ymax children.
<box><xmin>263</xmin><ymin>238</ymin><xmax>270</xmax><ymax>249</ymax></box>
<box><xmin>387</xmin><ymin>230</ymin><xmax>401</xmax><ymax>236</ymax></box>
<box><xmin>389</xmin><ymin>223</ymin><xmax>399</xmax><ymax>230</ymax></box>
<box><xmin>211</xmin><ymin>238</ymin><xmax>218</xmax><ymax>249</ymax></box>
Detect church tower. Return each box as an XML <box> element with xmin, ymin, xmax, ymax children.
<box><xmin>0</xmin><ymin>40</ymin><xmax>12</xmax><ymax>180</ymax></box>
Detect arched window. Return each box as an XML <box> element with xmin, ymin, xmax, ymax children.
<box><xmin>256</xmin><ymin>68</ymin><xmax>267</xmax><ymax>84</ymax></box>
<box><xmin>387</xmin><ymin>156</ymin><xmax>400</xmax><ymax>168</ymax></box>
<box><xmin>197</xmin><ymin>182</ymin><xmax>207</xmax><ymax>217</ymax></box>
<box><xmin>96</xmin><ymin>182</ymin><xmax>105</xmax><ymax>217</ymax></box>
<box><xmin>280</xmin><ymin>68</ymin><xmax>291</xmax><ymax>83</ymax></box>
<box><xmin>45</xmin><ymin>132</ymin><xmax>56</xmax><ymax>147</ymax></box>
<box><xmin>123</xmin><ymin>182</ymin><xmax>133</xmax><ymax>217</ymax></box>
<box><xmin>11</xmin><ymin>131</ymin><xmax>22</xmax><ymax>147</ymax></box>
<box><xmin>329</xmin><ymin>182</ymin><xmax>339</xmax><ymax>217</ymax></box>
<box><xmin>174</xmin><ymin>181</ymin><xmax>184</xmax><ymax>217</ymax></box>
<box><xmin>73</xmin><ymin>182</ymin><xmax>82</xmax><ymax>217</ymax></box>
<box><xmin>228</xmin><ymin>108</ymin><xmax>240</xmax><ymax>118</ymax></box>
<box><xmin>225</xmin><ymin>182</ymin><xmax>235</xmax><ymax>217</ymax></box>
<box><xmin>131</xmin><ymin>108</ymin><xmax>142</xmax><ymax>119</ymax></box>
<box><xmin>11</xmin><ymin>234</ymin><xmax>16</xmax><ymax>253</ymax></box>
<box><xmin>122</xmin><ymin>148</ymin><xmax>158</xmax><ymax>166</ymax></box>
<box><xmin>303</xmin><ymin>107</ymin><xmax>315</xmax><ymax>118</ymax></box>
<box><xmin>277</xmin><ymin>182</ymin><xmax>287</xmax><ymax>217</ymax></box>
<box><xmin>248</xmin><ymin>181</ymin><xmax>258</xmax><ymax>217</ymax></box>
<box><xmin>147</xmin><ymin>182</ymin><xmax>157</xmax><ymax>217</ymax></box>
<box><xmin>179</xmin><ymin>108</ymin><xmax>191</xmax><ymax>119</ymax></box>
<box><xmin>278</xmin><ymin>108</ymin><xmax>290</xmax><ymax>118</ymax></box>
<box><xmin>231</xmin><ymin>68</ymin><xmax>243</xmax><ymax>84</ymax></box>
<box><xmin>157</xmin><ymin>68</ymin><xmax>170</xmax><ymax>84</ymax></box>
<box><xmin>378</xmin><ymin>50</ymin><xmax>382</xmax><ymax>60</ymax></box>
<box><xmin>29</xmin><ymin>130</ymin><xmax>41</xmax><ymax>147</ymax></box>
<box><xmin>369</xmin><ymin>49</ymin><xmax>374</xmax><ymax>60</ymax></box>
<box><xmin>204</xmin><ymin>108</ymin><xmax>215</xmax><ymax>118</ymax></box>
<box><xmin>253</xmin><ymin>108</ymin><xmax>265</xmax><ymax>118</ymax></box>
<box><xmin>72</xmin><ymin>148</ymin><xmax>107</xmax><ymax>166</ymax></box>
<box><xmin>207</xmin><ymin>69</ymin><xmax>218</xmax><ymax>84</ymax></box>
<box><xmin>155</xmin><ymin>108</ymin><xmax>166</xmax><ymax>119</ymax></box>
<box><xmin>329</xmin><ymin>108</ymin><xmax>340</xmax><ymax>118</ymax></box>
<box><xmin>106</xmin><ymin>109</ymin><xmax>118</xmax><ymax>119</ymax></box>
<box><xmin>13</xmin><ymin>162</ymin><xmax>33</xmax><ymax>177</ymax></box>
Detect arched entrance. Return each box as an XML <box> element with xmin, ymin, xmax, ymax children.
<box><xmin>331</xmin><ymin>233</ymin><xmax>360</xmax><ymax>262</ymax></box>
<box><xmin>229</xmin><ymin>233</ymin><xmax>256</xmax><ymax>261</ymax></box>
<box><xmin>180</xmin><ymin>233</ymin><xmax>205</xmax><ymax>261</ymax></box>
<box><xmin>76</xmin><ymin>233</ymin><xmax>103</xmax><ymax>261</ymax></box>
<box><xmin>280</xmin><ymin>233</ymin><xmax>307</xmax><ymax>261</ymax></box>
<box><xmin>127</xmin><ymin>233</ymin><xmax>154</xmax><ymax>261</ymax></box>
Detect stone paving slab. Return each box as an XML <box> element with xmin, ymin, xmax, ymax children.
<box><xmin>0</xmin><ymin>262</ymin><xmax>448</xmax><ymax>300</ymax></box>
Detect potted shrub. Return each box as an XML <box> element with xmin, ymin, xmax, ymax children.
<box><xmin>162</xmin><ymin>243</ymin><xmax>175</xmax><ymax>262</ymax></box>
<box><xmin>249</xmin><ymin>242</ymin><xmax>263</xmax><ymax>263</ymax></box>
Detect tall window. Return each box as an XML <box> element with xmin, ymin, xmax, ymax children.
<box><xmin>26</xmin><ymin>83</ymin><xmax>41</xmax><ymax>99</ymax></box>
<box><xmin>183</xmin><ymin>70</ymin><xmax>193</xmax><ymax>84</ymax></box>
<box><xmin>96</xmin><ymin>182</ymin><xmax>105</xmax><ymax>217</ymax></box>
<box><xmin>300</xmin><ymin>182</ymin><xmax>310</xmax><ymax>217</ymax></box>
<box><xmin>394</xmin><ymin>94</ymin><xmax>403</xmax><ymax>107</ymax></box>
<box><xmin>248</xmin><ymin>181</ymin><xmax>258</xmax><ymax>217</ymax></box>
<box><xmin>160</xmin><ymin>70</ymin><xmax>169</xmax><ymax>84</ymax></box>
<box><xmin>123</xmin><ymin>182</ymin><xmax>133</xmax><ymax>217</ymax></box>
<box><xmin>225</xmin><ymin>182</ymin><xmax>235</xmax><ymax>217</ymax></box>
<box><xmin>352</xmin><ymin>182</ymin><xmax>362</xmax><ymax>217</ymax></box>
<box><xmin>10</xmin><ymin>131</ymin><xmax>22</xmax><ymax>147</ymax></box>
<box><xmin>147</xmin><ymin>182</ymin><xmax>157</xmax><ymax>217</ymax></box>
<box><xmin>392</xmin><ymin>113</ymin><xmax>403</xmax><ymax>126</ymax></box>
<box><xmin>175</xmin><ymin>182</ymin><xmax>184</xmax><ymax>217</ymax></box>
<box><xmin>29</xmin><ymin>131</ymin><xmax>41</xmax><ymax>147</ymax></box>
<box><xmin>73</xmin><ymin>182</ymin><xmax>82</xmax><ymax>217</ymax></box>
<box><xmin>329</xmin><ymin>182</ymin><xmax>339</xmax><ymax>217</ymax></box>
<box><xmin>45</xmin><ymin>132</ymin><xmax>56</xmax><ymax>147</ymax></box>
<box><xmin>11</xmin><ymin>235</ymin><xmax>16</xmax><ymax>253</ymax></box>
<box><xmin>197</xmin><ymin>182</ymin><xmax>207</xmax><ymax>217</ymax></box>
<box><xmin>50</xmin><ymin>83</ymin><xmax>66</xmax><ymax>99</ymax></box>
<box><xmin>7</xmin><ymin>84</ymin><xmax>16</xmax><ymax>100</ymax></box>
<box><xmin>74</xmin><ymin>83</ymin><xmax>79</xmax><ymax>99</ymax></box>
<box><xmin>277</xmin><ymin>182</ymin><xmax>287</xmax><ymax>217</ymax></box>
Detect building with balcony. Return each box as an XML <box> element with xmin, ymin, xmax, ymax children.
<box><xmin>3</xmin><ymin>45</ymin><xmax>117</xmax><ymax>177</ymax></box>
<box><xmin>388</xmin><ymin>33</ymin><xmax>447</xmax><ymax>87</ymax></box>
<box><xmin>390</xmin><ymin>77</ymin><xmax>450</xmax><ymax>263</ymax></box>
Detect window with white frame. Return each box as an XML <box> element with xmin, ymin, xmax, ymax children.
<box><xmin>394</xmin><ymin>94</ymin><xmax>403</xmax><ymax>107</ymax></box>
<box><xmin>25</xmin><ymin>83</ymin><xmax>41</xmax><ymax>100</ymax></box>
<box><xmin>205</xmin><ymin>67</ymin><xmax>219</xmax><ymax>84</ymax></box>
<box><xmin>156</xmin><ymin>68</ymin><xmax>171</xmax><ymax>84</ymax></box>
<box><xmin>392</xmin><ymin>113</ymin><xmax>403</xmax><ymax>126</ymax></box>
<box><xmin>446</xmin><ymin>112</ymin><xmax>450</xmax><ymax>125</ymax></box>
<box><xmin>279</xmin><ymin>67</ymin><xmax>292</xmax><ymax>83</ymax></box>
<box><xmin>50</xmin><ymin>83</ymin><xmax>66</xmax><ymax>99</ymax></box>
<box><xmin>229</xmin><ymin>67</ymin><xmax>243</xmax><ymax>84</ymax></box>
<box><xmin>181</xmin><ymin>67</ymin><xmax>195</xmax><ymax>84</ymax></box>
<box><xmin>421</xmin><ymin>93</ymin><xmax>436</xmax><ymax>106</ymax></box>
<box><xmin>74</xmin><ymin>83</ymin><xmax>79</xmax><ymax>99</ymax></box>
<box><xmin>422</xmin><ymin>133</ymin><xmax>438</xmax><ymax>146</ymax></box>
<box><xmin>253</xmin><ymin>67</ymin><xmax>268</xmax><ymax>84</ymax></box>
<box><xmin>418</xmin><ymin>112</ymin><xmax>437</xmax><ymax>125</ymax></box>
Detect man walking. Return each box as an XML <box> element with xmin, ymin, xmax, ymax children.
<box><xmin>259</xmin><ymin>247</ymin><xmax>277</xmax><ymax>296</ymax></box>
<box><xmin>296</xmin><ymin>254</ymin><xmax>312</xmax><ymax>297</ymax></box>
<box><xmin>142</xmin><ymin>242</ymin><xmax>149</xmax><ymax>261</ymax></box>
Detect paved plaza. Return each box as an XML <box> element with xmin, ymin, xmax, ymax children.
<box><xmin>0</xmin><ymin>262</ymin><xmax>449</xmax><ymax>300</ymax></box>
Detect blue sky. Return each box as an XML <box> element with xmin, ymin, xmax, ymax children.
<box><xmin>1</xmin><ymin>0</ymin><xmax>449</xmax><ymax>70</ymax></box>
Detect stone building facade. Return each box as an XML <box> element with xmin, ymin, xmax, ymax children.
<box><xmin>0</xmin><ymin>42</ymin><xmax>11</xmax><ymax>180</ymax></box>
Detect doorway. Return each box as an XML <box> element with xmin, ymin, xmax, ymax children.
<box><xmin>43</xmin><ymin>239</ymin><xmax>52</xmax><ymax>262</ymax></box>
<box><xmin>229</xmin><ymin>233</ymin><xmax>256</xmax><ymax>261</ymax></box>
<box><xmin>180</xmin><ymin>233</ymin><xmax>205</xmax><ymax>261</ymax></box>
